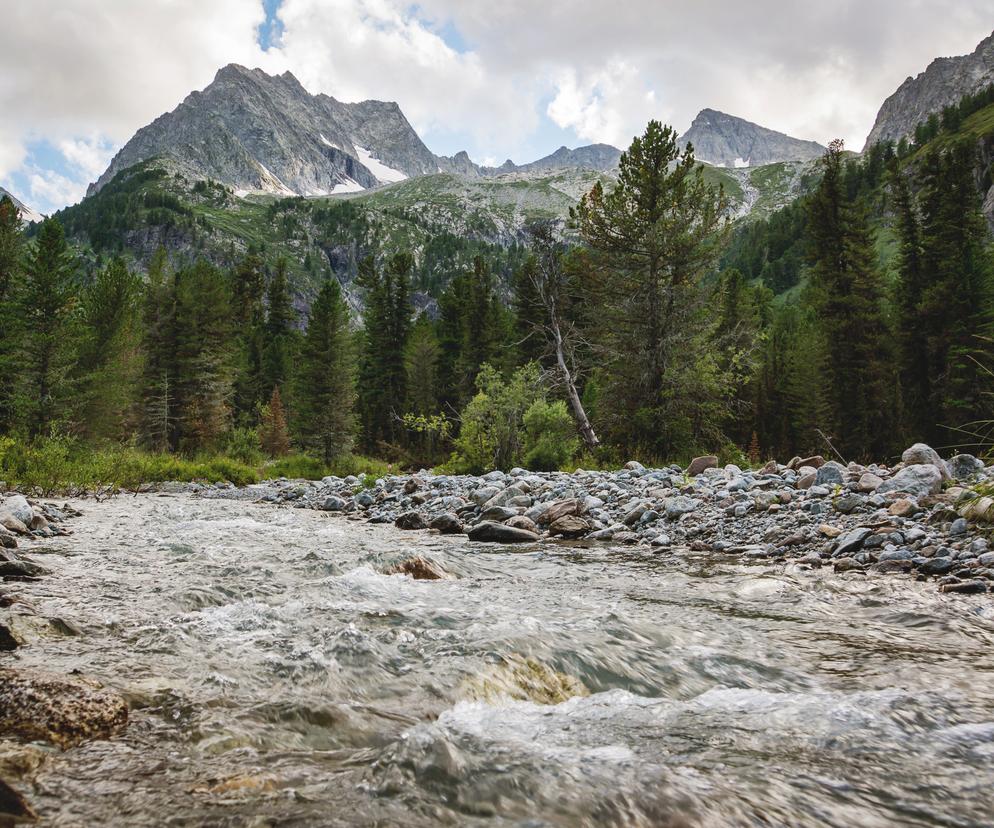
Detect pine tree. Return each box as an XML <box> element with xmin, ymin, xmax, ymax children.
<box><xmin>296</xmin><ymin>277</ymin><xmax>355</xmax><ymax>463</ymax></box>
<box><xmin>17</xmin><ymin>218</ymin><xmax>79</xmax><ymax>435</ymax></box>
<box><xmin>0</xmin><ymin>196</ymin><xmax>23</xmax><ymax>431</ymax></box>
<box><xmin>259</xmin><ymin>385</ymin><xmax>291</xmax><ymax>457</ymax></box>
<box><xmin>572</xmin><ymin>120</ymin><xmax>730</xmax><ymax>457</ymax></box>
<box><xmin>806</xmin><ymin>139</ymin><xmax>895</xmax><ymax>460</ymax></box>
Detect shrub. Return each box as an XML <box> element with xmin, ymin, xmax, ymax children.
<box><xmin>522</xmin><ymin>400</ymin><xmax>579</xmax><ymax>471</ymax></box>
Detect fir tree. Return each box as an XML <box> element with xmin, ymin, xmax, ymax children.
<box><xmin>261</xmin><ymin>257</ymin><xmax>296</xmax><ymax>398</ymax></box>
<box><xmin>17</xmin><ymin>218</ymin><xmax>79</xmax><ymax>435</ymax></box>
<box><xmin>230</xmin><ymin>252</ymin><xmax>267</xmax><ymax>422</ymax></box>
<box><xmin>806</xmin><ymin>139</ymin><xmax>895</xmax><ymax>460</ymax></box>
<box><xmin>140</xmin><ymin>248</ymin><xmax>177</xmax><ymax>451</ymax></box>
<box><xmin>296</xmin><ymin>277</ymin><xmax>355</xmax><ymax>463</ymax></box>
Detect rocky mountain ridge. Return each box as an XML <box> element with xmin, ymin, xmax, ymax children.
<box><xmin>679</xmin><ymin>109</ymin><xmax>826</xmax><ymax>167</ymax></box>
<box><xmin>864</xmin><ymin>30</ymin><xmax>994</xmax><ymax>150</ymax></box>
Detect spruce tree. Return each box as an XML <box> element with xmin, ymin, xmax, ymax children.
<box><xmin>917</xmin><ymin>139</ymin><xmax>994</xmax><ymax>447</ymax></box>
<box><xmin>172</xmin><ymin>259</ymin><xmax>234</xmax><ymax>451</ymax></box>
<box><xmin>806</xmin><ymin>140</ymin><xmax>895</xmax><ymax>460</ymax></box>
<box><xmin>296</xmin><ymin>277</ymin><xmax>355</xmax><ymax>463</ymax></box>
<box><xmin>259</xmin><ymin>385</ymin><xmax>291</xmax><ymax>457</ymax></box>
<box><xmin>17</xmin><ymin>218</ymin><xmax>79</xmax><ymax>436</ymax></box>
<box><xmin>357</xmin><ymin>253</ymin><xmax>412</xmax><ymax>451</ymax></box>
<box><xmin>230</xmin><ymin>252</ymin><xmax>266</xmax><ymax>422</ymax></box>
<box><xmin>140</xmin><ymin>248</ymin><xmax>178</xmax><ymax>452</ymax></box>
<box><xmin>77</xmin><ymin>257</ymin><xmax>142</xmax><ymax>440</ymax></box>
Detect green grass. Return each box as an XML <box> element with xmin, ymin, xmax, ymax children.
<box><xmin>0</xmin><ymin>438</ymin><xmax>398</xmax><ymax>495</ymax></box>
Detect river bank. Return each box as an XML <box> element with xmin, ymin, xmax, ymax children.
<box><xmin>187</xmin><ymin>442</ymin><xmax>994</xmax><ymax>595</ymax></box>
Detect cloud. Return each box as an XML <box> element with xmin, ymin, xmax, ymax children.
<box><xmin>1</xmin><ymin>0</ymin><xmax>993</xmax><ymax>211</ymax></box>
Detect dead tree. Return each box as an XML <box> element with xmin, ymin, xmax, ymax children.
<box><xmin>525</xmin><ymin>222</ymin><xmax>599</xmax><ymax>450</ymax></box>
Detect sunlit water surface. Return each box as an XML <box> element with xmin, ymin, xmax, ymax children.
<box><xmin>8</xmin><ymin>494</ymin><xmax>994</xmax><ymax>826</ymax></box>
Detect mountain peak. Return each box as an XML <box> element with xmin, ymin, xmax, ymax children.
<box><xmin>864</xmin><ymin>28</ymin><xmax>994</xmax><ymax>150</ymax></box>
<box><xmin>679</xmin><ymin>109</ymin><xmax>825</xmax><ymax>167</ymax></box>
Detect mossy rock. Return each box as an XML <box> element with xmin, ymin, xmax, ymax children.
<box><xmin>462</xmin><ymin>655</ymin><xmax>588</xmax><ymax>705</ymax></box>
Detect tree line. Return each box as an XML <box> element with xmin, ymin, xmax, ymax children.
<box><xmin>0</xmin><ymin>117</ymin><xmax>991</xmax><ymax>473</ymax></box>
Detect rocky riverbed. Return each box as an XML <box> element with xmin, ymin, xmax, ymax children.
<box><xmin>196</xmin><ymin>442</ymin><xmax>994</xmax><ymax>595</ymax></box>
<box><xmin>1</xmin><ymin>442</ymin><xmax>994</xmax><ymax>825</ymax></box>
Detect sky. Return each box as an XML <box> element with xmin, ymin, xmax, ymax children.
<box><xmin>0</xmin><ymin>1</ymin><xmax>991</xmax><ymax>214</ymax></box>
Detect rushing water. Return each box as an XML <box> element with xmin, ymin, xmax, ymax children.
<box><xmin>6</xmin><ymin>493</ymin><xmax>994</xmax><ymax>827</ymax></box>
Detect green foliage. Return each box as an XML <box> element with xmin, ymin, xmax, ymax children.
<box><xmin>0</xmin><ymin>436</ymin><xmax>259</xmax><ymax>493</ymax></box>
<box><xmin>449</xmin><ymin>362</ymin><xmax>576</xmax><ymax>473</ymax></box>
<box><xmin>265</xmin><ymin>452</ymin><xmax>392</xmax><ymax>480</ymax></box>
<box><xmin>522</xmin><ymin>399</ymin><xmax>579</xmax><ymax>471</ymax></box>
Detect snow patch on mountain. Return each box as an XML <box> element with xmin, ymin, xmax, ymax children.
<box><xmin>355</xmin><ymin>145</ymin><xmax>408</xmax><ymax>184</ymax></box>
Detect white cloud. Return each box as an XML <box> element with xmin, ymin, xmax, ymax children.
<box><xmin>27</xmin><ymin>167</ymin><xmax>87</xmax><ymax>210</ymax></box>
<box><xmin>1</xmin><ymin>0</ymin><xmax>993</xmax><ymax>211</ymax></box>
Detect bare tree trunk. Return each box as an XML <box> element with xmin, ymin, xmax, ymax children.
<box><xmin>550</xmin><ymin>302</ymin><xmax>599</xmax><ymax>450</ymax></box>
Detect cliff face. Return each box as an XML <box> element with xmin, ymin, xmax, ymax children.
<box><xmin>864</xmin><ymin>31</ymin><xmax>994</xmax><ymax>150</ymax></box>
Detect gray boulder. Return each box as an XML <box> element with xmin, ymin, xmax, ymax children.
<box><xmin>429</xmin><ymin>513</ymin><xmax>463</xmax><ymax>534</ymax></box>
<box><xmin>901</xmin><ymin>443</ymin><xmax>950</xmax><ymax>481</ymax></box>
<box><xmin>467</xmin><ymin>521</ymin><xmax>540</xmax><ymax>544</ymax></box>
<box><xmin>815</xmin><ymin>461</ymin><xmax>846</xmax><ymax>487</ymax></box>
<box><xmin>395</xmin><ymin>512</ymin><xmax>427</xmax><ymax>530</ymax></box>
<box><xmin>948</xmin><ymin>454</ymin><xmax>984</xmax><ymax>480</ymax></box>
<box><xmin>320</xmin><ymin>496</ymin><xmax>347</xmax><ymax>512</ymax></box>
<box><xmin>1</xmin><ymin>495</ymin><xmax>32</xmax><ymax>525</ymax></box>
<box><xmin>877</xmin><ymin>464</ymin><xmax>944</xmax><ymax>498</ymax></box>
<box><xmin>686</xmin><ymin>455</ymin><xmax>718</xmax><ymax>477</ymax></box>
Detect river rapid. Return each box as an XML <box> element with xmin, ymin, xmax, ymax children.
<box><xmin>7</xmin><ymin>493</ymin><xmax>994</xmax><ymax>827</ymax></box>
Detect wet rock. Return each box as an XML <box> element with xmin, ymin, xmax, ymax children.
<box><xmin>467</xmin><ymin>522</ymin><xmax>540</xmax><ymax>544</ymax></box>
<box><xmin>394</xmin><ymin>512</ymin><xmax>427</xmax><ymax>531</ymax></box>
<box><xmin>548</xmin><ymin>516</ymin><xmax>590</xmax><ymax>539</ymax></box>
<box><xmin>919</xmin><ymin>557</ymin><xmax>955</xmax><ymax>576</ymax></box>
<box><xmin>833</xmin><ymin>557</ymin><xmax>863</xmax><ymax>572</ymax></box>
<box><xmin>835</xmin><ymin>527</ymin><xmax>873</xmax><ymax>557</ymax></box>
<box><xmin>536</xmin><ymin>499</ymin><xmax>582</xmax><ymax>526</ymax></box>
<box><xmin>686</xmin><ymin>456</ymin><xmax>718</xmax><ymax>477</ymax></box>
<box><xmin>0</xmin><ymin>561</ymin><xmax>47</xmax><ymax>580</ymax></box>
<box><xmin>0</xmin><ymin>531</ymin><xmax>14</xmax><ymax>551</ymax></box>
<box><xmin>0</xmin><ymin>517</ymin><xmax>26</xmax><ymax>537</ymax></box>
<box><xmin>0</xmin><ymin>669</ymin><xmax>128</xmax><ymax>749</ymax></box>
<box><xmin>505</xmin><ymin>515</ymin><xmax>540</xmax><ymax>534</ymax></box>
<box><xmin>0</xmin><ymin>624</ymin><xmax>16</xmax><ymax>652</ymax></box>
<box><xmin>877</xmin><ymin>465</ymin><xmax>943</xmax><ymax>499</ymax></box>
<box><xmin>901</xmin><ymin>443</ymin><xmax>951</xmax><ymax>481</ymax></box>
<box><xmin>940</xmin><ymin>579</ymin><xmax>988</xmax><ymax>594</ymax></box>
<box><xmin>461</xmin><ymin>655</ymin><xmax>588</xmax><ymax>705</ymax></box>
<box><xmin>0</xmin><ymin>777</ymin><xmax>36</xmax><ymax>824</ymax></box>
<box><xmin>428</xmin><ymin>513</ymin><xmax>463</xmax><ymax>534</ymax></box>
<box><xmin>386</xmin><ymin>556</ymin><xmax>450</xmax><ymax>580</ymax></box>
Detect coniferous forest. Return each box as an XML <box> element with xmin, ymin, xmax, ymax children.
<box><xmin>0</xmin><ymin>117</ymin><xmax>992</xmax><ymax>487</ymax></box>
